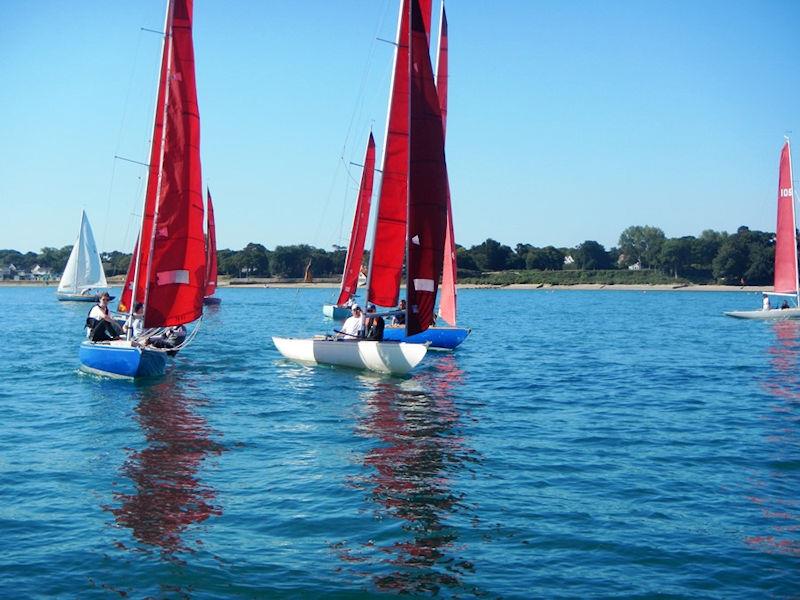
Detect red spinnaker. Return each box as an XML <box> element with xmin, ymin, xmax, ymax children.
<box><xmin>774</xmin><ymin>141</ymin><xmax>798</xmax><ymax>295</ymax></box>
<box><xmin>205</xmin><ymin>188</ymin><xmax>218</xmax><ymax>297</ymax></box>
<box><xmin>406</xmin><ymin>0</ymin><xmax>448</xmax><ymax>336</ymax></box>
<box><xmin>368</xmin><ymin>0</ymin><xmax>410</xmax><ymax>308</ymax></box>
<box><xmin>124</xmin><ymin>0</ymin><xmax>205</xmax><ymax>328</ymax></box>
<box><xmin>337</xmin><ymin>133</ymin><xmax>376</xmax><ymax>306</ymax></box>
<box><xmin>436</xmin><ymin>4</ymin><xmax>457</xmax><ymax>326</ymax></box>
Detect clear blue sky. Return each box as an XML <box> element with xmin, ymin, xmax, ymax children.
<box><xmin>2</xmin><ymin>0</ymin><xmax>799</xmax><ymax>254</ymax></box>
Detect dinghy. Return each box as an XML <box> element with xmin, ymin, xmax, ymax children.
<box><xmin>726</xmin><ymin>139</ymin><xmax>800</xmax><ymax>320</ymax></box>
<box><xmin>274</xmin><ymin>0</ymin><xmax>447</xmax><ymax>375</ymax></box>
<box><xmin>56</xmin><ymin>210</ymin><xmax>111</xmax><ymax>302</ymax></box>
<box><xmin>273</xmin><ymin>337</ymin><xmax>427</xmax><ymax>375</ymax></box>
<box><xmin>322</xmin><ymin>134</ymin><xmax>376</xmax><ymax>320</ymax></box>
<box><xmin>80</xmin><ymin>0</ymin><xmax>206</xmax><ymax>378</ymax></box>
<box><xmin>203</xmin><ymin>188</ymin><xmax>221</xmax><ymax>306</ymax></box>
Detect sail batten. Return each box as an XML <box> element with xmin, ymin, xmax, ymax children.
<box><xmin>774</xmin><ymin>140</ymin><xmax>798</xmax><ymax>295</ymax></box>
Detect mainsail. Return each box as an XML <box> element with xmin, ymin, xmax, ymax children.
<box><xmin>406</xmin><ymin>0</ymin><xmax>449</xmax><ymax>336</ymax></box>
<box><xmin>337</xmin><ymin>133</ymin><xmax>376</xmax><ymax>306</ymax></box>
<box><xmin>58</xmin><ymin>210</ymin><xmax>108</xmax><ymax>294</ymax></box>
<box><xmin>205</xmin><ymin>188</ymin><xmax>218</xmax><ymax>297</ymax></box>
<box><xmin>119</xmin><ymin>0</ymin><xmax>205</xmax><ymax>328</ymax></box>
<box><xmin>774</xmin><ymin>140</ymin><xmax>798</xmax><ymax>296</ymax></box>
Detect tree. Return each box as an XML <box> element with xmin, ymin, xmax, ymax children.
<box><xmin>712</xmin><ymin>235</ymin><xmax>750</xmax><ymax>283</ymax></box>
<box><xmin>470</xmin><ymin>238</ymin><xmax>514</xmax><ymax>271</ymax></box>
<box><xmin>525</xmin><ymin>246</ymin><xmax>564</xmax><ymax>270</ymax></box>
<box><xmin>618</xmin><ymin>225</ymin><xmax>666</xmax><ymax>268</ymax></box>
<box><xmin>659</xmin><ymin>237</ymin><xmax>694</xmax><ymax>278</ymax></box>
<box><xmin>574</xmin><ymin>240</ymin><xmax>612</xmax><ymax>270</ymax></box>
<box><xmin>239</xmin><ymin>242</ymin><xmax>270</xmax><ymax>277</ymax></box>
<box><xmin>692</xmin><ymin>229</ymin><xmax>726</xmax><ymax>267</ymax></box>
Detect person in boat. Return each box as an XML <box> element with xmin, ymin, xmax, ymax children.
<box><xmin>87</xmin><ymin>292</ymin><xmax>121</xmax><ymax>341</ymax></box>
<box><xmin>339</xmin><ymin>304</ymin><xmax>364</xmax><ymax>339</ymax></box>
<box><xmin>762</xmin><ymin>294</ymin><xmax>771</xmax><ymax>311</ymax></box>
<box><xmin>781</xmin><ymin>300</ymin><xmax>790</xmax><ymax>310</ymax></box>
<box><xmin>123</xmin><ymin>303</ymin><xmax>145</xmax><ymax>339</ymax></box>
<box><xmin>392</xmin><ymin>299</ymin><xmax>407</xmax><ymax>326</ymax></box>
<box><xmin>148</xmin><ymin>324</ymin><xmax>187</xmax><ymax>356</ymax></box>
<box><xmin>364</xmin><ymin>303</ymin><xmax>385</xmax><ymax>341</ymax></box>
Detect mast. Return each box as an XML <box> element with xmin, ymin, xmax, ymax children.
<box><xmin>789</xmin><ymin>138</ymin><xmax>799</xmax><ymax>306</ymax></box>
<box><xmin>128</xmin><ymin>0</ymin><xmax>174</xmax><ymax>326</ymax></box>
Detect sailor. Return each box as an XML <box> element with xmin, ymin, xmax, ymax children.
<box><xmin>762</xmin><ymin>294</ymin><xmax>771</xmax><ymax>311</ymax></box>
<box><xmin>123</xmin><ymin>303</ymin><xmax>145</xmax><ymax>339</ymax></box>
<box><xmin>87</xmin><ymin>292</ymin><xmax>121</xmax><ymax>341</ymax></box>
<box><xmin>339</xmin><ymin>304</ymin><xmax>364</xmax><ymax>339</ymax></box>
<box><xmin>392</xmin><ymin>299</ymin><xmax>407</xmax><ymax>326</ymax></box>
<box><xmin>364</xmin><ymin>303</ymin><xmax>385</xmax><ymax>341</ymax></box>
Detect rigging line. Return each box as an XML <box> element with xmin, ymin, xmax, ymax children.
<box><xmin>102</xmin><ymin>27</ymin><xmax>146</xmax><ymax>254</ymax></box>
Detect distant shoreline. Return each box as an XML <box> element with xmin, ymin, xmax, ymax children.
<box><xmin>0</xmin><ymin>280</ymin><xmax>766</xmax><ymax>293</ymax></box>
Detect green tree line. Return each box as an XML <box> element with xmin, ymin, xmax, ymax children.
<box><xmin>0</xmin><ymin>224</ymin><xmax>787</xmax><ymax>285</ymax></box>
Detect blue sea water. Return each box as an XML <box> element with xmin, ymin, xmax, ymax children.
<box><xmin>1</xmin><ymin>286</ymin><xmax>798</xmax><ymax>598</ymax></box>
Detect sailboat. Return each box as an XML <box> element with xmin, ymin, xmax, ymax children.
<box><xmin>203</xmin><ymin>188</ymin><xmax>221</xmax><ymax>306</ymax></box>
<box><xmin>56</xmin><ymin>210</ymin><xmax>112</xmax><ymax>302</ymax></box>
<box><xmin>79</xmin><ymin>0</ymin><xmax>206</xmax><ymax>378</ymax></box>
<box><xmin>725</xmin><ymin>139</ymin><xmax>800</xmax><ymax>320</ymax></box>
<box><xmin>377</xmin><ymin>1</ymin><xmax>470</xmax><ymax>350</ymax></box>
<box><xmin>273</xmin><ymin>0</ymin><xmax>447</xmax><ymax>375</ymax></box>
<box><xmin>322</xmin><ymin>133</ymin><xmax>376</xmax><ymax>320</ymax></box>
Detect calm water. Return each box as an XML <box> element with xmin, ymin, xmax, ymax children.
<box><xmin>1</xmin><ymin>286</ymin><xmax>798</xmax><ymax>598</ymax></box>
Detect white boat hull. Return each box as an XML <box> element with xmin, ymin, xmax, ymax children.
<box><xmin>724</xmin><ymin>308</ymin><xmax>800</xmax><ymax>320</ymax></box>
<box><xmin>272</xmin><ymin>336</ymin><xmax>427</xmax><ymax>375</ymax></box>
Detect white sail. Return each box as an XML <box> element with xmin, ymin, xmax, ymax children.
<box><xmin>58</xmin><ymin>211</ymin><xmax>108</xmax><ymax>294</ymax></box>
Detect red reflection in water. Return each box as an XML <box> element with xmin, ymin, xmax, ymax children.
<box><xmin>107</xmin><ymin>379</ymin><xmax>224</xmax><ymax>556</ymax></box>
<box><xmin>746</xmin><ymin>321</ymin><xmax>800</xmax><ymax>556</ymax></box>
<box><xmin>336</xmin><ymin>356</ymin><xmax>479</xmax><ymax>594</ymax></box>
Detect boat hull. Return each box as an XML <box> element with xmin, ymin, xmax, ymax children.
<box><xmin>57</xmin><ymin>292</ymin><xmax>114</xmax><ymax>302</ymax></box>
<box><xmin>322</xmin><ymin>304</ymin><xmax>351</xmax><ymax>320</ymax></box>
<box><xmin>381</xmin><ymin>325</ymin><xmax>471</xmax><ymax>350</ymax></box>
<box><xmin>272</xmin><ymin>336</ymin><xmax>427</xmax><ymax>375</ymax></box>
<box><xmin>724</xmin><ymin>308</ymin><xmax>800</xmax><ymax>320</ymax></box>
<box><xmin>79</xmin><ymin>341</ymin><xmax>167</xmax><ymax>379</ymax></box>
<box><xmin>203</xmin><ymin>296</ymin><xmax>222</xmax><ymax>306</ymax></box>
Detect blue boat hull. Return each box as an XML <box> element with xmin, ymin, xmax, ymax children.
<box><xmin>57</xmin><ymin>292</ymin><xmax>114</xmax><ymax>302</ymax></box>
<box><xmin>203</xmin><ymin>295</ymin><xmax>222</xmax><ymax>305</ymax></box>
<box><xmin>381</xmin><ymin>326</ymin><xmax>471</xmax><ymax>350</ymax></box>
<box><xmin>79</xmin><ymin>342</ymin><xmax>167</xmax><ymax>379</ymax></box>
<box><xmin>323</xmin><ymin>304</ymin><xmax>351</xmax><ymax>320</ymax></box>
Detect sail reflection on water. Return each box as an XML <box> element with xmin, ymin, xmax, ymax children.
<box><xmin>336</xmin><ymin>356</ymin><xmax>481</xmax><ymax>594</ymax></box>
<box><xmin>105</xmin><ymin>378</ymin><xmax>224</xmax><ymax>557</ymax></box>
<box><xmin>746</xmin><ymin>321</ymin><xmax>800</xmax><ymax>556</ymax></box>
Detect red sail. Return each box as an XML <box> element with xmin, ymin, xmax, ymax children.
<box><xmin>118</xmin><ymin>235</ymin><xmax>139</xmax><ymax>313</ymax></box>
<box><xmin>368</xmin><ymin>0</ymin><xmax>411</xmax><ymax>308</ymax></box>
<box><xmin>774</xmin><ymin>141</ymin><xmax>798</xmax><ymax>295</ymax></box>
<box><xmin>125</xmin><ymin>0</ymin><xmax>205</xmax><ymax>328</ymax></box>
<box><xmin>406</xmin><ymin>0</ymin><xmax>448</xmax><ymax>336</ymax></box>
<box><xmin>436</xmin><ymin>4</ymin><xmax>457</xmax><ymax>326</ymax></box>
<box><xmin>337</xmin><ymin>133</ymin><xmax>376</xmax><ymax>306</ymax></box>
<box><xmin>205</xmin><ymin>188</ymin><xmax>218</xmax><ymax>297</ymax></box>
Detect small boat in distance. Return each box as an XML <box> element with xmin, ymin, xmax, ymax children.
<box><xmin>725</xmin><ymin>139</ymin><xmax>800</xmax><ymax>320</ymax></box>
<box><xmin>56</xmin><ymin>210</ymin><xmax>112</xmax><ymax>302</ymax></box>
<box><xmin>323</xmin><ymin>133</ymin><xmax>376</xmax><ymax>320</ymax></box>
<box><xmin>80</xmin><ymin>0</ymin><xmax>207</xmax><ymax>378</ymax></box>
<box><xmin>203</xmin><ymin>188</ymin><xmax>221</xmax><ymax>306</ymax></box>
